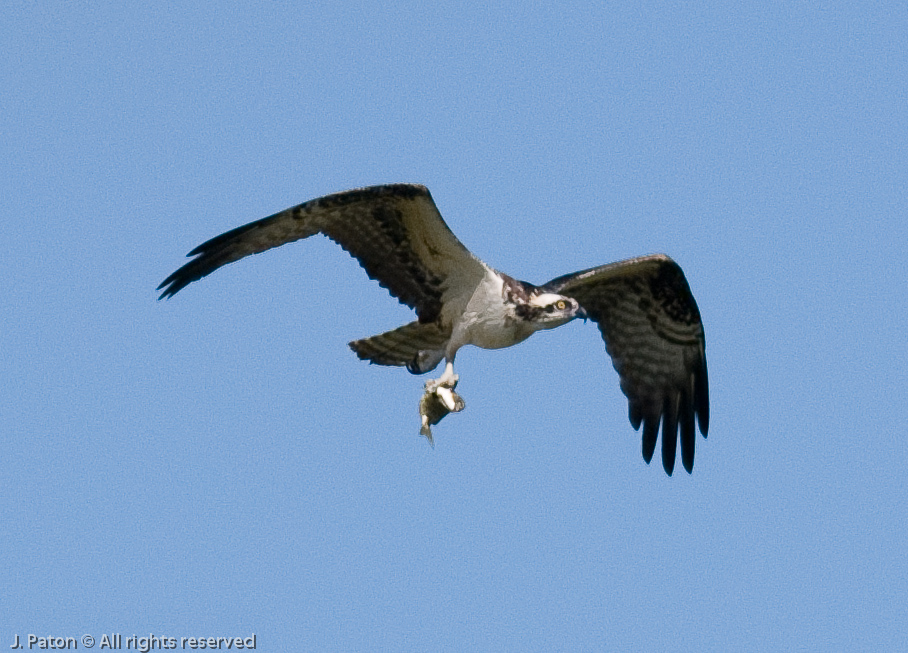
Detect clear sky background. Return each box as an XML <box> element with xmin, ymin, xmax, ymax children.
<box><xmin>3</xmin><ymin>2</ymin><xmax>906</xmax><ymax>651</ymax></box>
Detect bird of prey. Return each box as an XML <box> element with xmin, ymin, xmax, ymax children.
<box><xmin>159</xmin><ymin>184</ymin><xmax>709</xmax><ymax>474</ymax></box>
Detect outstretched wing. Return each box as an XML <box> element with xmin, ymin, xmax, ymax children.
<box><xmin>542</xmin><ymin>254</ymin><xmax>709</xmax><ymax>475</ymax></box>
<box><xmin>158</xmin><ymin>184</ymin><xmax>486</xmax><ymax>324</ymax></box>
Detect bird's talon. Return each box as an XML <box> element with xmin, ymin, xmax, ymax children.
<box><xmin>436</xmin><ymin>386</ymin><xmax>457</xmax><ymax>411</ymax></box>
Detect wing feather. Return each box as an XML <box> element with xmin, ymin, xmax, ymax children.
<box><xmin>158</xmin><ymin>184</ymin><xmax>486</xmax><ymax>323</ymax></box>
<box><xmin>543</xmin><ymin>254</ymin><xmax>708</xmax><ymax>475</ymax></box>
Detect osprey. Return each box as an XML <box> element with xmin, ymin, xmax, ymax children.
<box><xmin>159</xmin><ymin>184</ymin><xmax>709</xmax><ymax>474</ymax></box>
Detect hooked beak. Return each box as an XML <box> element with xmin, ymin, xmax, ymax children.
<box><xmin>576</xmin><ymin>306</ymin><xmax>588</xmax><ymax>322</ymax></box>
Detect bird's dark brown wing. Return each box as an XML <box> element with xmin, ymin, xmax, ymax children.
<box><xmin>158</xmin><ymin>184</ymin><xmax>486</xmax><ymax>323</ymax></box>
<box><xmin>543</xmin><ymin>254</ymin><xmax>709</xmax><ymax>475</ymax></box>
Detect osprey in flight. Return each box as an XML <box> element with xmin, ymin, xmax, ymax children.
<box><xmin>159</xmin><ymin>184</ymin><xmax>709</xmax><ymax>474</ymax></box>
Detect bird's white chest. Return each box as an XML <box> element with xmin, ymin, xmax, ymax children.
<box><xmin>453</xmin><ymin>269</ymin><xmax>535</xmax><ymax>351</ymax></box>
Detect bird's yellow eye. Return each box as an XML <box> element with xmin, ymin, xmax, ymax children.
<box><xmin>556</xmin><ymin>300</ymin><xmax>567</xmax><ymax>310</ymax></box>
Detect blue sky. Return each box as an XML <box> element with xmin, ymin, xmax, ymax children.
<box><xmin>3</xmin><ymin>2</ymin><xmax>906</xmax><ymax>650</ymax></box>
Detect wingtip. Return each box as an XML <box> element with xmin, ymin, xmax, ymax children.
<box><xmin>696</xmin><ymin>357</ymin><xmax>710</xmax><ymax>437</ymax></box>
<box><xmin>156</xmin><ymin>282</ymin><xmax>173</xmax><ymax>300</ymax></box>
<box><xmin>629</xmin><ymin>402</ymin><xmax>643</xmax><ymax>431</ymax></box>
<box><xmin>156</xmin><ymin>279</ymin><xmax>182</xmax><ymax>301</ymax></box>
<box><xmin>641</xmin><ymin>417</ymin><xmax>658</xmax><ymax>465</ymax></box>
<box><xmin>661</xmin><ymin>445</ymin><xmax>677</xmax><ymax>476</ymax></box>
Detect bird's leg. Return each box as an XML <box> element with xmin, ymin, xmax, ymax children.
<box><xmin>419</xmin><ymin>361</ymin><xmax>465</xmax><ymax>444</ymax></box>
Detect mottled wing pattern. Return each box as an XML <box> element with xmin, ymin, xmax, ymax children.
<box><xmin>158</xmin><ymin>184</ymin><xmax>486</xmax><ymax>323</ymax></box>
<box><xmin>543</xmin><ymin>254</ymin><xmax>709</xmax><ymax>475</ymax></box>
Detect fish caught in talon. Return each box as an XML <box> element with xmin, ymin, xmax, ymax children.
<box><xmin>419</xmin><ymin>385</ymin><xmax>465</xmax><ymax>445</ymax></box>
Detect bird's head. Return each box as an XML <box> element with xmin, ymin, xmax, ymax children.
<box><xmin>518</xmin><ymin>292</ymin><xmax>585</xmax><ymax>330</ymax></box>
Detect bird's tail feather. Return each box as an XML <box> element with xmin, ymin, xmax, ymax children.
<box><xmin>349</xmin><ymin>321</ymin><xmax>450</xmax><ymax>372</ymax></box>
